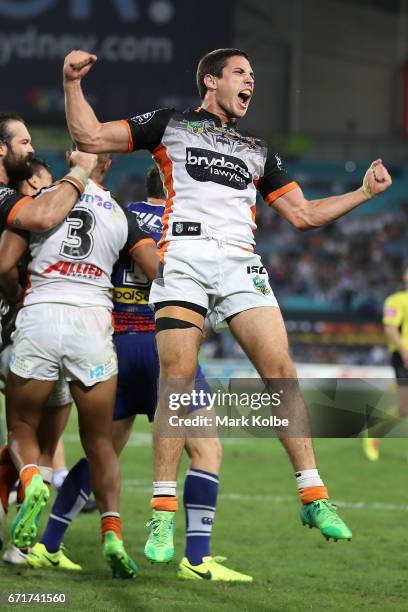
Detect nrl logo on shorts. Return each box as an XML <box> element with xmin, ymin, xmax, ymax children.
<box><xmin>252</xmin><ymin>275</ymin><xmax>270</xmax><ymax>296</ymax></box>
<box><xmin>187</xmin><ymin>121</ymin><xmax>205</xmax><ymax>134</ymax></box>
<box><xmin>174</xmin><ymin>222</ymin><xmax>184</xmax><ymax>234</ymax></box>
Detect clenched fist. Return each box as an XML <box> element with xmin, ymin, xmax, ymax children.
<box><xmin>69</xmin><ymin>150</ymin><xmax>98</xmax><ymax>175</ymax></box>
<box><xmin>63</xmin><ymin>50</ymin><xmax>97</xmax><ymax>82</ymax></box>
<box><xmin>362</xmin><ymin>159</ymin><xmax>392</xmax><ymax>199</ymax></box>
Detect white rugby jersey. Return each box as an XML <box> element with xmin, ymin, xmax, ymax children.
<box><xmin>124</xmin><ymin>107</ymin><xmax>298</xmax><ymax>257</ymax></box>
<box><xmin>23</xmin><ymin>180</ymin><xmax>153</xmax><ymax>308</ymax></box>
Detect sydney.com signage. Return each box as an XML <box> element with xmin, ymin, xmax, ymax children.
<box><xmin>0</xmin><ymin>0</ymin><xmax>235</xmax><ymax>122</ymax></box>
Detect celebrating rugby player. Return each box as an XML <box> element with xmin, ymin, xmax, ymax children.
<box><xmin>62</xmin><ymin>47</ymin><xmax>392</xmax><ymax>568</ymax></box>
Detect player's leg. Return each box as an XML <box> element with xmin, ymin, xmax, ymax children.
<box><xmin>228</xmin><ymin>306</ymin><xmax>352</xmax><ymax>541</ymax></box>
<box><xmin>26</xmin><ymin>382</ymin><xmax>83</xmax><ymax>571</ymax></box>
<box><xmin>5</xmin><ymin>374</ymin><xmax>53</xmax><ymax>547</ymax></box>
<box><xmin>51</xmin><ymin>439</ymin><xmax>69</xmax><ymax>488</ymax></box>
<box><xmin>146</xmin><ymin>317</ymin><xmax>203</xmax><ymax>563</ymax></box>
<box><xmin>4</xmin><ymin>303</ymin><xmax>68</xmax><ymax>547</ymax></box>
<box><xmin>28</xmin><ymin>388</ymin><xmax>89</xmax><ymax>571</ymax></box>
<box><xmin>28</xmin><ymin>330</ymin><xmax>142</xmax><ymax>573</ymax></box>
<box><xmin>54</xmin><ymin>304</ymin><xmax>137</xmax><ymax>578</ymax></box>
<box><xmin>146</xmin><ymin>238</ymin><xmax>211</xmax><ymax>561</ymax></box>
<box><xmin>6</xmin><ymin>374</ymin><xmax>54</xmax><ymax>469</ymax></box>
<box><xmin>0</xmin><ymin>444</ymin><xmax>18</xmax><ymax>550</ymax></box>
<box><xmin>27</xmin><ymin>457</ymin><xmax>90</xmax><ymax>571</ymax></box>
<box><xmin>112</xmin><ymin>416</ymin><xmax>136</xmax><ymax>456</ymax></box>
<box><xmin>362</xmin><ymin>354</ymin><xmax>408</xmax><ymax>460</ymax></box>
<box><xmin>178</xmin><ymin>434</ymin><xmax>252</xmax><ymax>582</ymax></box>
<box><xmin>0</xmin><ymin>346</ymin><xmax>18</xmax><ymax>549</ymax></box>
<box><xmin>3</xmin><ymin>393</ymin><xmax>71</xmax><ymax>565</ymax></box>
<box><xmin>37</xmin><ymin>401</ymin><xmax>71</xmax><ymax>484</ymax></box>
<box><xmin>70</xmin><ymin>377</ymin><xmax>119</xmax><ymax>512</ymax></box>
<box><xmin>27</xmin><ymin>417</ymin><xmax>135</xmax><ymax>573</ymax></box>
<box><xmin>45</xmin><ymin>379</ymin><xmax>72</xmax><ymax>489</ymax></box>
<box><xmin>362</xmin><ymin>431</ymin><xmax>380</xmax><ymax>462</ymax></box>
<box><xmin>69</xmin><ymin>377</ymin><xmax>137</xmax><ymax>577</ymax></box>
<box><xmin>110</xmin><ymin>330</ymin><xmax>150</xmax><ymax>457</ymax></box>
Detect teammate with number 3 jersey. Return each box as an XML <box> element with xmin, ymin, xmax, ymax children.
<box><xmin>0</xmin><ymin>153</ymin><xmax>158</xmax><ymax>578</ymax></box>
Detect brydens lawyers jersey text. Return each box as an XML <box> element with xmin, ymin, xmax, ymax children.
<box><xmin>23</xmin><ymin>180</ymin><xmax>153</xmax><ymax>309</ymax></box>
<box><xmin>111</xmin><ymin>200</ymin><xmax>164</xmax><ymax>333</ymax></box>
<box><xmin>123</xmin><ymin>107</ymin><xmax>298</xmax><ymax>254</ymax></box>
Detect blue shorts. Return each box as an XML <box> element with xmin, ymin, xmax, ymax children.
<box><xmin>113</xmin><ymin>331</ymin><xmax>209</xmax><ymax>421</ymax></box>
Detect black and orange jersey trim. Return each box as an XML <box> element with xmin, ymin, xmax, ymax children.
<box><xmin>124</xmin><ymin>107</ymin><xmax>297</xmax><ymax>252</ymax></box>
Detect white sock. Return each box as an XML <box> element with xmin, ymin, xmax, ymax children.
<box><xmin>39</xmin><ymin>466</ymin><xmax>53</xmax><ymax>486</ymax></box>
<box><xmin>52</xmin><ymin>468</ymin><xmax>69</xmax><ymax>490</ymax></box>
<box><xmin>295</xmin><ymin>469</ymin><xmax>324</xmax><ymax>490</ymax></box>
<box><xmin>153</xmin><ymin>481</ymin><xmax>177</xmax><ymax>497</ymax></box>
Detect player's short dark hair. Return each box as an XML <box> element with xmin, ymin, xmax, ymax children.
<box><xmin>30</xmin><ymin>157</ymin><xmax>51</xmax><ymax>176</ymax></box>
<box><xmin>196</xmin><ymin>48</ymin><xmax>250</xmax><ymax>100</ymax></box>
<box><xmin>146</xmin><ymin>164</ymin><xmax>165</xmax><ymax>199</ymax></box>
<box><xmin>0</xmin><ymin>112</ymin><xmax>26</xmax><ymax>146</ymax></box>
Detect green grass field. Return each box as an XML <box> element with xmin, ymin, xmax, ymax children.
<box><xmin>0</xmin><ymin>411</ymin><xmax>408</xmax><ymax>611</ymax></box>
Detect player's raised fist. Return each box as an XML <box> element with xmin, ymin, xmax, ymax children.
<box><xmin>362</xmin><ymin>158</ymin><xmax>392</xmax><ymax>199</ymax></box>
<box><xmin>69</xmin><ymin>150</ymin><xmax>98</xmax><ymax>174</ymax></box>
<box><xmin>63</xmin><ymin>50</ymin><xmax>97</xmax><ymax>82</ymax></box>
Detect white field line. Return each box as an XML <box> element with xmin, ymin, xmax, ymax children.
<box><xmin>119</xmin><ymin>481</ymin><xmax>408</xmax><ymax>512</ymax></box>
<box><xmin>63</xmin><ymin>432</ymin><xmax>251</xmax><ymax>446</ymax></box>
<box><xmin>64</xmin><ymin>435</ymin><xmax>408</xmax><ymax>511</ymax></box>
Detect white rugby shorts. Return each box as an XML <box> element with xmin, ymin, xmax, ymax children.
<box><xmin>10</xmin><ymin>304</ymin><xmax>117</xmax><ymax>387</ymax></box>
<box><xmin>150</xmin><ymin>238</ymin><xmax>279</xmax><ymax>327</ymax></box>
<box><xmin>0</xmin><ymin>344</ymin><xmax>72</xmax><ymax>406</ymax></box>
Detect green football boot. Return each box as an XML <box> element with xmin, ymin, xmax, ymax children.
<box><xmin>103</xmin><ymin>531</ymin><xmax>138</xmax><ymax>578</ymax></box>
<box><xmin>300</xmin><ymin>499</ymin><xmax>352</xmax><ymax>541</ymax></box>
<box><xmin>11</xmin><ymin>474</ymin><xmax>49</xmax><ymax>548</ymax></box>
<box><xmin>144</xmin><ymin>509</ymin><xmax>174</xmax><ymax>563</ymax></box>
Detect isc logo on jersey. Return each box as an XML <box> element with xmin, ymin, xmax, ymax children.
<box><xmin>185</xmin><ymin>147</ymin><xmax>251</xmax><ymax>190</ymax></box>
<box><xmin>113</xmin><ymin>287</ymin><xmax>150</xmax><ymax>304</ymax></box>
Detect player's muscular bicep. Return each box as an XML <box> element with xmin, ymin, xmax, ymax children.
<box><xmin>78</xmin><ymin>120</ymin><xmax>131</xmax><ymax>153</ymax></box>
<box><xmin>270</xmin><ymin>186</ymin><xmax>309</xmax><ymax>229</ymax></box>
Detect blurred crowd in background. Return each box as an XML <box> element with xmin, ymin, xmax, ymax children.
<box><xmin>109</xmin><ymin>166</ymin><xmax>408</xmax><ymax>367</ymax></box>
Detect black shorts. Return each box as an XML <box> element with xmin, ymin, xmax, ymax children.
<box><xmin>391</xmin><ymin>352</ymin><xmax>408</xmax><ymax>386</ymax></box>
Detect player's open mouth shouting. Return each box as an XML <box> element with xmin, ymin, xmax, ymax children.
<box><xmin>237</xmin><ymin>88</ymin><xmax>252</xmax><ymax>111</ymax></box>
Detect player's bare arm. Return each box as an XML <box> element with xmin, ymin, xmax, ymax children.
<box><xmin>272</xmin><ymin>159</ymin><xmax>392</xmax><ymax>230</ymax></box>
<box><xmin>0</xmin><ymin>267</ymin><xmax>20</xmax><ymax>303</ymax></box>
<box><xmin>63</xmin><ymin>50</ymin><xmax>130</xmax><ymax>153</ymax></box>
<box><xmin>11</xmin><ymin>151</ymin><xmax>97</xmax><ymax>232</ymax></box>
<box><xmin>0</xmin><ymin>229</ymin><xmax>28</xmax><ymax>275</ymax></box>
<box><xmin>0</xmin><ymin>230</ymin><xmax>27</xmax><ymax>311</ymax></box>
<box><xmin>130</xmin><ymin>242</ymin><xmax>158</xmax><ymax>281</ymax></box>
